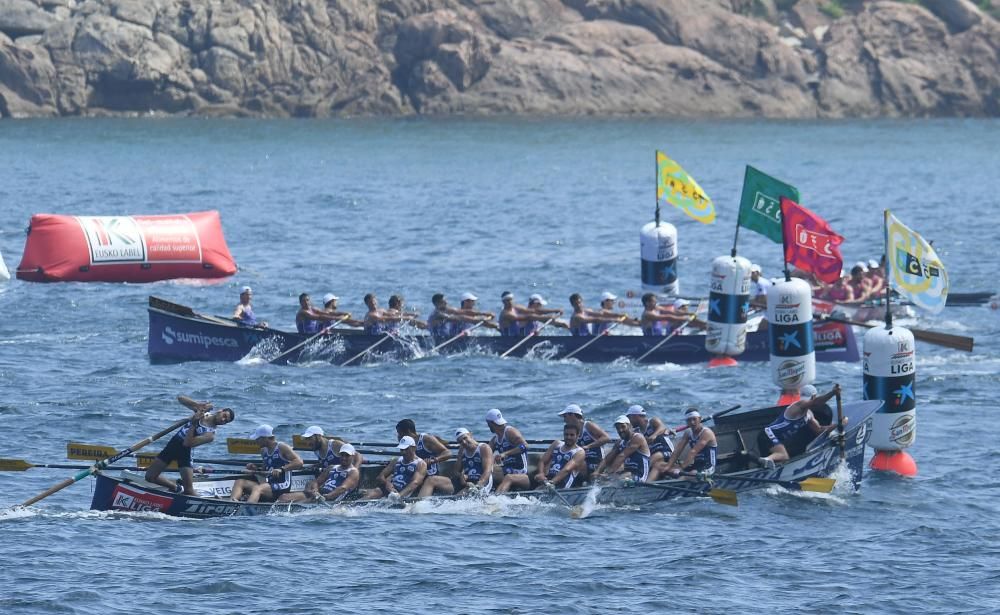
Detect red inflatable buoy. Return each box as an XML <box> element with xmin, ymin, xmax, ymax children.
<box><xmin>16</xmin><ymin>211</ymin><xmax>237</xmax><ymax>283</ymax></box>
<box><xmin>870</xmin><ymin>450</ymin><xmax>918</xmax><ymax>477</ymax></box>
<box><xmin>776</xmin><ymin>391</ymin><xmax>801</xmax><ymax>406</ymax></box>
<box><xmin>708</xmin><ymin>356</ymin><xmax>738</xmax><ymax>368</ymax></box>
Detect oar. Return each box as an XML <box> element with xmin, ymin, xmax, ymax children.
<box><xmin>500</xmin><ymin>316</ymin><xmax>558</xmax><ymax>358</ymax></box>
<box><xmin>0</xmin><ymin>459</ymin><xmax>247</xmax><ymax>474</ymax></box>
<box><xmin>673</xmin><ymin>404</ymin><xmax>741</xmax><ymax>433</ymax></box>
<box><xmin>821</xmin><ymin>314</ymin><xmax>973</xmax><ymax>352</ymax></box>
<box><xmin>710</xmin><ymin>472</ymin><xmax>836</xmax><ymax>493</ymax></box>
<box><xmin>545</xmin><ymin>483</ymin><xmax>584</xmax><ymax>518</ymax></box>
<box><xmin>834</xmin><ymin>389</ymin><xmax>846</xmax><ymax>462</ymax></box>
<box><xmin>22</xmin><ymin>417</ymin><xmax>189</xmax><ymax>507</ymax></box>
<box><xmin>635</xmin><ymin>480</ymin><xmax>738</xmax><ymax>507</ymax></box>
<box><xmin>635</xmin><ymin>311</ymin><xmax>699</xmax><ymax>363</ymax></box>
<box><xmin>428</xmin><ymin>321</ymin><xmax>486</xmax><ymax>353</ymax></box>
<box><xmin>340</xmin><ymin>333</ymin><xmax>394</xmax><ymax>366</ymax></box>
<box><xmin>561</xmin><ymin>317</ymin><xmax>627</xmax><ymax>361</ymax></box>
<box><xmin>270</xmin><ymin>316</ymin><xmax>349</xmax><ymax>365</ymax></box>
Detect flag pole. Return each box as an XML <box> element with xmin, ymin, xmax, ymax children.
<box><xmin>780</xmin><ymin>198</ymin><xmax>791</xmax><ymax>282</ymax></box>
<box><xmin>883</xmin><ymin>209</ymin><xmax>893</xmax><ymax>330</ymax></box>
<box><xmin>731</xmin><ymin>166</ymin><xmax>746</xmax><ymax>258</ymax></box>
<box><xmin>654</xmin><ymin>151</ymin><xmax>661</xmax><ymax>227</ymax></box>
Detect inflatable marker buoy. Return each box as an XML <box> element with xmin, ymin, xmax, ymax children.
<box><xmin>640</xmin><ymin>221</ymin><xmax>678</xmax><ymax>295</ymax></box>
<box><xmin>767</xmin><ymin>277</ymin><xmax>815</xmax><ymax>392</ymax></box>
<box><xmin>16</xmin><ymin>211</ymin><xmax>237</xmax><ymax>283</ymax></box>
<box><xmin>0</xmin><ymin>249</ymin><xmax>9</xmax><ymax>281</ymax></box>
<box><xmin>705</xmin><ymin>255</ymin><xmax>751</xmax><ymax>360</ymax></box>
<box><xmin>864</xmin><ymin>324</ymin><xmax>917</xmax><ymax>477</ymax></box>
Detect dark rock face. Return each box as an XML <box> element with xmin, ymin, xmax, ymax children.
<box><xmin>0</xmin><ymin>0</ymin><xmax>995</xmax><ymax>118</ymax></box>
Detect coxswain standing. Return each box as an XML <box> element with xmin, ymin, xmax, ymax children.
<box><xmin>233</xmin><ymin>286</ymin><xmax>267</xmax><ymax>328</ymax></box>
<box><xmin>229</xmin><ymin>425</ymin><xmax>304</xmax><ymax>503</ymax></box>
<box><xmin>533</xmin><ymin>423</ymin><xmax>586</xmax><ymax>489</ymax></box>
<box><xmin>362</xmin><ymin>436</ymin><xmax>427</xmax><ymax>500</ymax></box>
<box><xmin>558</xmin><ymin>404</ymin><xmax>610</xmax><ymax>481</ymax></box>
<box><xmin>485</xmin><ymin>409</ymin><xmax>531</xmax><ymax>493</ymax></box>
<box><xmin>652</xmin><ymin>408</ymin><xmax>717</xmax><ymax>481</ymax></box>
<box><xmin>596</xmin><ymin>415</ymin><xmax>651</xmax><ymax>483</ymax></box>
<box><xmin>757</xmin><ymin>384</ymin><xmax>846</xmax><ymax>469</ymax></box>
<box><xmin>145</xmin><ymin>395</ymin><xmax>235</xmax><ymax>495</ymax></box>
<box><xmin>453</xmin><ymin>428</ymin><xmax>495</xmax><ymax>495</ymax></box>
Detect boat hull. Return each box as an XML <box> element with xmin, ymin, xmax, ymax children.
<box><xmin>147</xmin><ymin>298</ymin><xmax>860</xmax><ymax>365</ymax></box>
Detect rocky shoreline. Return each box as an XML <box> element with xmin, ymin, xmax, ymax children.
<box><xmin>0</xmin><ymin>0</ymin><xmax>997</xmax><ymax>119</ymax></box>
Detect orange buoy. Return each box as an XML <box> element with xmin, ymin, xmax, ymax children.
<box><xmin>776</xmin><ymin>390</ymin><xmax>800</xmax><ymax>406</ymax></box>
<box><xmin>708</xmin><ymin>356</ymin><xmax>738</xmax><ymax>368</ymax></box>
<box><xmin>870</xmin><ymin>450</ymin><xmax>918</xmax><ymax>477</ymax></box>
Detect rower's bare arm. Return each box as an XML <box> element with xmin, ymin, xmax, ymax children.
<box><xmin>535</xmin><ymin>446</ymin><xmax>555</xmax><ymax>481</ymax></box>
<box><xmin>429</xmin><ymin>435</ymin><xmax>452</xmax><ymax>462</ymax></box>
<box><xmin>187</xmin><ymin>432</ymin><xmax>215</xmax><ymax>448</ymax></box>
<box><xmin>401</xmin><ymin>462</ymin><xmax>427</xmax><ymax>497</ymax></box>
<box><xmin>589</xmin><ymin>424</ymin><xmax>611</xmax><ymax>448</ymax></box>
<box><xmin>177</xmin><ymin>395</ymin><xmax>211</xmax><ymax>412</ymax></box>
<box><xmin>479</xmin><ymin>444</ymin><xmax>495</xmax><ymax>484</ymax></box>
<box><xmin>281</xmin><ymin>444</ymin><xmax>305</xmax><ymax>471</ymax></box>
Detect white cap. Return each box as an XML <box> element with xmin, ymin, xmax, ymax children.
<box><xmin>460</xmin><ymin>292</ymin><xmax>478</xmax><ymax>302</ymax></box>
<box><xmin>455</xmin><ymin>427</ymin><xmax>471</xmax><ymax>439</ymax></box>
<box><xmin>801</xmin><ymin>384</ymin><xmax>818</xmax><ymax>398</ymax></box>
<box><xmin>750</xmin><ymin>264</ymin><xmax>762</xmax><ymax>274</ymax></box>
<box><xmin>600</xmin><ymin>291</ymin><xmax>617</xmax><ymax>302</ymax></box>
<box><xmin>853</xmin><ymin>261</ymin><xmax>868</xmax><ymax>272</ymax></box>
<box><xmin>338</xmin><ymin>443</ymin><xmax>356</xmax><ymax>456</ymax></box>
<box><xmin>397</xmin><ymin>436</ymin><xmax>416</xmax><ymax>449</ymax></box>
<box><xmin>684</xmin><ymin>408</ymin><xmax>701</xmax><ymax>419</ymax></box>
<box><xmin>501</xmin><ymin>291</ymin><xmax>514</xmax><ymax>301</ymax></box>
<box><xmin>559</xmin><ymin>404</ymin><xmax>583</xmax><ymax>416</ymax></box>
<box><xmin>868</xmin><ymin>259</ymin><xmax>879</xmax><ymax>269</ymax></box>
<box><xmin>485</xmin><ymin>408</ymin><xmax>507</xmax><ymax>425</ymax></box>
<box><xmin>250</xmin><ymin>424</ymin><xmax>273</xmax><ymax>439</ymax></box>
<box><xmin>614</xmin><ymin>415</ymin><xmax>631</xmax><ymax>426</ymax></box>
<box><xmin>528</xmin><ymin>293</ymin><xmax>548</xmax><ymax>306</ymax></box>
<box><xmin>625</xmin><ymin>404</ymin><xmax>646</xmax><ymax>416</ymax></box>
<box><xmin>241</xmin><ymin>286</ymin><xmax>253</xmax><ymax>294</ymax></box>
<box><xmin>322</xmin><ymin>293</ymin><xmax>338</xmax><ymax>304</ymax></box>
<box><xmin>300</xmin><ymin>425</ymin><xmax>324</xmax><ymax>438</ymax></box>
<box><xmin>673</xmin><ymin>298</ymin><xmax>689</xmax><ymax>309</ymax></box>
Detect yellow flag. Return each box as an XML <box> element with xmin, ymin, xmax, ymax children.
<box><xmin>656</xmin><ymin>151</ymin><xmax>715</xmax><ymax>224</ymax></box>
<box><xmin>885</xmin><ymin>210</ymin><xmax>948</xmax><ymax>314</ymax></box>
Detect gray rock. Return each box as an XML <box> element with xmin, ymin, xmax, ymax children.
<box><xmin>921</xmin><ymin>0</ymin><xmax>983</xmax><ymax>33</ymax></box>
<box><xmin>0</xmin><ymin>0</ymin><xmax>58</xmax><ymax>38</ymax></box>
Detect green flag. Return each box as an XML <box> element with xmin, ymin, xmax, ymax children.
<box><xmin>737</xmin><ymin>165</ymin><xmax>800</xmax><ymax>244</ymax></box>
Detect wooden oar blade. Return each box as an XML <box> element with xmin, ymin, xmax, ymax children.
<box><xmin>795</xmin><ymin>477</ymin><xmax>837</xmax><ymax>493</ymax></box>
<box><xmin>707</xmin><ymin>488</ymin><xmax>738</xmax><ymax>507</ymax></box>
<box><xmin>67</xmin><ymin>442</ymin><xmax>117</xmax><ymax>460</ymax></box>
<box><xmin>910</xmin><ymin>327</ymin><xmax>974</xmax><ymax>352</ymax></box>
<box><xmin>227</xmin><ymin>438</ymin><xmax>260</xmax><ymax>455</ymax></box>
<box><xmin>0</xmin><ymin>459</ymin><xmax>32</xmax><ymax>471</ymax></box>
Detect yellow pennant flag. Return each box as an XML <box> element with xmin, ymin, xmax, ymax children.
<box><xmin>656</xmin><ymin>151</ymin><xmax>715</xmax><ymax>224</ymax></box>
<box><xmin>885</xmin><ymin>210</ymin><xmax>949</xmax><ymax>314</ymax></box>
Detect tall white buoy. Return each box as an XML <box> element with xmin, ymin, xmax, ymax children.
<box><xmin>864</xmin><ymin>324</ymin><xmax>917</xmax><ymax>476</ymax></box>
<box><xmin>0</xmin><ymin>249</ymin><xmax>9</xmax><ymax>281</ymax></box>
<box><xmin>706</xmin><ymin>255</ymin><xmax>751</xmax><ymax>364</ymax></box>
<box><xmin>767</xmin><ymin>277</ymin><xmax>815</xmax><ymax>401</ymax></box>
<box><xmin>640</xmin><ymin>221</ymin><xmax>678</xmax><ymax>295</ymax></box>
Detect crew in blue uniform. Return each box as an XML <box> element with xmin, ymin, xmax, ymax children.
<box><xmin>534</xmin><ymin>423</ymin><xmax>586</xmax><ymax>489</ymax></box>
<box><xmin>229</xmin><ymin>424</ymin><xmax>304</xmax><ymax>503</ymax></box>
<box><xmin>387</xmin><ymin>295</ymin><xmax>425</xmax><ymax>331</ymax></box>
<box><xmin>454</xmin><ymin>427</ymin><xmax>495</xmax><ymax>494</ymax></box>
<box><xmin>596</xmin><ymin>415</ymin><xmax>651</xmax><ymax>482</ymax></box>
<box><xmin>295</xmin><ymin>293</ymin><xmax>348</xmax><ymax>334</ymax></box>
<box><xmin>757</xmin><ymin>384</ymin><xmax>845</xmax><ymax>469</ymax></box>
<box><xmin>625</xmin><ymin>405</ymin><xmax>674</xmax><ymax>465</ymax></box>
<box><xmin>233</xmin><ymin>286</ymin><xmax>267</xmax><ymax>328</ymax></box>
<box><xmin>523</xmin><ymin>294</ymin><xmax>568</xmax><ymax>335</ymax></box>
<box><xmin>362</xmin><ymin>293</ymin><xmax>394</xmax><ymax>336</ymax></box>
<box><xmin>311</xmin><ymin>443</ymin><xmax>361</xmax><ymax>502</ymax></box>
<box><xmin>559</xmin><ymin>404</ymin><xmax>610</xmax><ymax>480</ymax></box>
<box><xmin>363</xmin><ymin>436</ymin><xmax>427</xmax><ymax>499</ymax></box>
<box><xmin>486</xmin><ymin>408</ymin><xmax>532</xmax><ymax>493</ymax></box>
<box><xmin>281</xmin><ymin>426</ymin><xmax>364</xmax><ymax>503</ymax></box>
<box><xmin>145</xmin><ymin>395</ymin><xmax>235</xmax><ymax>495</ymax></box>
<box><xmin>652</xmin><ymin>408</ymin><xmax>718</xmax><ymax>481</ymax></box>
<box><xmin>568</xmin><ymin>292</ymin><xmax>637</xmax><ymax>337</ymax></box>
<box><xmin>394</xmin><ymin>418</ymin><xmax>454</xmax><ymax>497</ymax></box>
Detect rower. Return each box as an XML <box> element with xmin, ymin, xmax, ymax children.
<box><xmin>363</xmin><ymin>293</ymin><xmax>395</xmax><ymax>335</ymax></box>
<box><xmin>296</xmin><ymin>293</ymin><xmax>347</xmax><ymax>334</ymax></box>
<box><xmin>639</xmin><ymin>293</ymin><xmax>688</xmax><ymax>336</ymax></box>
<box><xmin>595</xmin><ymin>415</ymin><xmax>651</xmax><ymax>482</ymax></box>
<box><xmin>388</xmin><ymin>294</ymin><xmax>426</xmax><ymax>330</ymax></box>
<box><xmin>455</xmin><ymin>292</ymin><xmax>498</xmax><ymax>332</ymax></box>
<box><xmin>321</xmin><ymin>294</ymin><xmax>362</xmax><ymax>328</ymax></box>
<box><xmin>281</xmin><ymin>426</ymin><xmax>363</xmax><ymax>503</ymax></box>
<box><xmin>311</xmin><ymin>443</ymin><xmax>361</xmax><ymax>503</ymax></box>
<box><xmin>233</xmin><ymin>286</ymin><xmax>267</xmax><ymax>328</ymax></box>
<box><xmin>757</xmin><ymin>384</ymin><xmax>846</xmax><ymax>469</ymax></box>
<box><xmin>454</xmin><ymin>427</ymin><xmax>495</xmax><ymax>495</ymax></box>
<box><xmin>593</xmin><ymin>291</ymin><xmax>640</xmax><ymax>334</ymax></box>
<box><xmin>427</xmin><ymin>293</ymin><xmax>489</xmax><ymax>338</ymax></box>
<box><xmin>568</xmin><ymin>293</ymin><xmax>631</xmax><ymax>336</ymax></box>
<box><xmin>866</xmin><ymin>258</ymin><xmax>885</xmax><ymax>297</ymax></box>
<box><xmin>820</xmin><ymin>275</ymin><xmax>853</xmax><ymax>303</ymax></box>
<box><xmin>749</xmin><ymin>265</ymin><xmax>771</xmax><ymax>308</ymax></box>
<box><xmin>485</xmin><ymin>408</ymin><xmax>531</xmax><ymax>493</ymax></box>
<box><xmin>497</xmin><ymin>291</ymin><xmax>526</xmax><ymax>336</ymax></box>
<box><xmin>559</xmin><ymin>404</ymin><xmax>610</xmax><ymax>480</ymax></box>
<box><xmin>533</xmin><ymin>423</ymin><xmax>586</xmax><ymax>489</ymax></box>
<box><xmin>652</xmin><ymin>408</ymin><xmax>717</xmax><ymax>481</ymax></box>
<box><xmin>625</xmin><ymin>404</ymin><xmax>674</xmax><ymax>465</ymax></box>
<box><xmin>845</xmin><ymin>263</ymin><xmax>873</xmax><ymax>304</ymax></box>
<box><xmin>524</xmin><ymin>294</ymin><xmax>569</xmax><ymax>333</ymax></box>
<box><xmin>395</xmin><ymin>419</ymin><xmax>454</xmax><ymax>497</ymax></box>
<box><xmin>230</xmin><ymin>425</ymin><xmax>304</xmax><ymax>503</ymax></box>
<box><xmin>362</xmin><ymin>436</ymin><xmax>427</xmax><ymax>500</ymax></box>
<box><xmin>144</xmin><ymin>395</ymin><xmax>235</xmax><ymax>495</ymax></box>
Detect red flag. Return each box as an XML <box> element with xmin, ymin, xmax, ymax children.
<box><xmin>780</xmin><ymin>197</ymin><xmax>845</xmax><ymax>284</ymax></box>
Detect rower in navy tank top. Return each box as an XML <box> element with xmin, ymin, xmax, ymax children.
<box><xmin>391</xmin><ymin>457</ymin><xmax>421</xmax><ymax>491</ymax></box>
<box><xmin>547</xmin><ymin>441</ymin><xmax>583</xmax><ymax>488</ymax></box>
<box><xmin>321</xmin><ymin>464</ymin><xmax>358</xmax><ymax>496</ymax></box>
<box><xmin>577</xmin><ymin>422</ymin><xmax>604</xmax><ymax>472</ymax></box>
<box><xmin>764</xmin><ymin>409</ymin><xmax>814</xmax><ymax>447</ymax></box>
<box><xmin>416</xmin><ymin>433</ymin><xmax>440</xmax><ymax>476</ymax></box>
<box><xmin>426</xmin><ymin>308</ymin><xmax>451</xmax><ymax>337</ymax></box>
<box><xmin>684</xmin><ymin>427</ymin><xmax>717</xmax><ymax>472</ymax></box>
<box><xmin>642</xmin><ymin>319</ymin><xmax>668</xmax><ymax>337</ymax></box>
<box><xmin>619</xmin><ymin>439</ymin><xmax>650</xmax><ymax>482</ymax></box>
<box><xmin>462</xmin><ymin>445</ymin><xmax>486</xmax><ymax>483</ymax></box>
<box><xmin>493</xmin><ymin>426</ymin><xmax>528</xmax><ymax>474</ymax></box>
<box><xmin>261</xmin><ymin>443</ymin><xmax>293</xmax><ymax>490</ymax></box>
<box><xmin>570</xmin><ymin>322</ymin><xmax>593</xmax><ymax>337</ymax></box>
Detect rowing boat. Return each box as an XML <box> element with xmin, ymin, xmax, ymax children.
<box><xmin>147</xmin><ymin>296</ymin><xmax>860</xmax><ymax>365</ymax></box>
<box><xmin>89</xmin><ymin>400</ymin><xmax>880</xmax><ymax>518</ymax></box>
